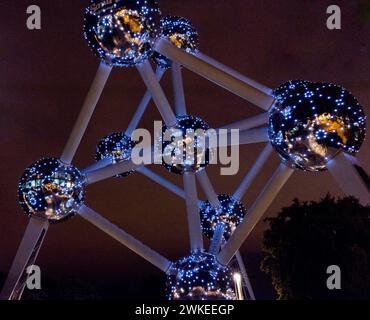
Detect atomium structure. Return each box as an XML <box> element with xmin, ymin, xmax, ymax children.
<box><xmin>1</xmin><ymin>0</ymin><xmax>369</xmax><ymax>301</ymax></box>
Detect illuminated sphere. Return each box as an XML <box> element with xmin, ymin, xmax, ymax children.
<box><xmin>153</xmin><ymin>16</ymin><xmax>199</xmax><ymax>69</ymax></box>
<box><xmin>83</xmin><ymin>0</ymin><xmax>161</xmax><ymax>67</ymax></box>
<box><xmin>18</xmin><ymin>158</ymin><xmax>85</xmax><ymax>223</ymax></box>
<box><xmin>268</xmin><ymin>80</ymin><xmax>367</xmax><ymax>171</ymax></box>
<box><xmin>95</xmin><ymin>132</ymin><xmax>136</xmax><ymax>177</ymax></box>
<box><xmin>166</xmin><ymin>252</ymin><xmax>236</xmax><ymax>300</ymax></box>
<box><xmin>161</xmin><ymin>115</ymin><xmax>210</xmax><ymax>175</ymax></box>
<box><xmin>200</xmin><ymin>194</ymin><xmax>247</xmax><ymax>241</ymax></box>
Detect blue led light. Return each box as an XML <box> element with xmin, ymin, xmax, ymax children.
<box><xmin>268</xmin><ymin>80</ymin><xmax>367</xmax><ymax>171</ymax></box>
<box><xmin>95</xmin><ymin>132</ymin><xmax>136</xmax><ymax>177</ymax></box>
<box><xmin>200</xmin><ymin>194</ymin><xmax>247</xmax><ymax>240</ymax></box>
<box><xmin>153</xmin><ymin>16</ymin><xmax>199</xmax><ymax>69</ymax></box>
<box><xmin>18</xmin><ymin>158</ymin><xmax>85</xmax><ymax>223</ymax></box>
<box><xmin>160</xmin><ymin>115</ymin><xmax>210</xmax><ymax>175</ymax></box>
<box><xmin>166</xmin><ymin>252</ymin><xmax>236</xmax><ymax>300</ymax></box>
<box><xmin>84</xmin><ymin>0</ymin><xmax>161</xmax><ymax>67</ymax></box>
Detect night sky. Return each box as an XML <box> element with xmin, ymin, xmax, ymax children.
<box><xmin>0</xmin><ymin>0</ymin><xmax>369</xmax><ymax>299</ymax></box>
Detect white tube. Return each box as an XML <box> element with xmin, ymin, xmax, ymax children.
<box><xmin>125</xmin><ymin>67</ymin><xmax>166</xmax><ymax>136</ymax></box>
<box><xmin>233</xmin><ymin>272</ymin><xmax>244</xmax><ymax>300</ymax></box>
<box><xmin>171</xmin><ymin>62</ymin><xmax>187</xmax><ymax>116</ymax></box>
<box><xmin>137</xmin><ymin>166</ymin><xmax>186</xmax><ymax>200</ymax></box>
<box><xmin>137</xmin><ymin>167</ymin><xmax>203</xmax><ymax>207</ymax></box>
<box><xmin>196</xmin><ymin>52</ymin><xmax>273</xmax><ymax>96</ymax></box>
<box><xmin>344</xmin><ymin>155</ymin><xmax>370</xmax><ymax>190</ymax></box>
<box><xmin>196</xmin><ymin>170</ymin><xmax>221</xmax><ymax>208</ymax></box>
<box><xmin>136</xmin><ymin>60</ymin><xmax>177</xmax><ymax>127</ymax></box>
<box><xmin>208</xmin><ymin>223</ymin><xmax>225</xmax><ymax>255</ymax></box>
<box><xmin>327</xmin><ymin>152</ymin><xmax>370</xmax><ymax>205</ymax></box>
<box><xmin>78</xmin><ymin>205</ymin><xmax>171</xmax><ymax>272</ymax></box>
<box><xmin>61</xmin><ymin>62</ymin><xmax>112</xmax><ymax>164</ymax></box>
<box><xmin>233</xmin><ymin>143</ymin><xmax>273</xmax><ymax>200</ymax></box>
<box><xmin>81</xmin><ymin>157</ymin><xmax>113</xmax><ymax>175</ymax></box>
<box><xmin>214</xmin><ymin>128</ymin><xmax>268</xmax><ymax>150</ymax></box>
<box><xmin>183</xmin><ymin>171</ymin><xmax>204</xmax><ymax>252</ymax></box>
<box><xmin>235</xmin><ymin>250</ymin><xmax>256</xmax><ymax>300</ymax></box>
<box><xmin>0</xmin><ymin>217</ymin><xmax>49</xmax><ymax>300</ymax></box>
<box><xmin>239</xmin><ymin>127</ymin><xmax>269</xmax><ymax>145</ymax></box>
<box><xmin>85</xmin><ymin>159</ymin><xmax>139</xmax><ymax>185</ymax></box>
<box><xmin>220</xmin><ymin>112</ymin><xmax>269</xmax><ymax>131</ymax></box>
<box><xmin>218</xmin><ymin>164</ymin><xmax>294</xmax><ymax>265</ymax></box>
<box><xmin>154</xmin><ymin>39</ymin><xmax>275</xmax><ymax>110</ymax></box>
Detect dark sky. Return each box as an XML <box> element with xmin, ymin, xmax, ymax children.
<box><xmin>0</xmin><ymin>0</ymin><xmax>369</xmax><ymax>299</ymax></box>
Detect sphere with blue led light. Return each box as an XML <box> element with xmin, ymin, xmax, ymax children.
<box><xmin>18</xmin><ymin>158</ymin><xmax>85</xmax><ymax>223</ymax></box>
<box><xmin>268</xmin><ymin>80</ymin><xmax>367</xmax><ymax>171</ymax></box>
<box><xmin>95</xmin><ymin>132</ymin><xmax>136</xmax><ymax>177</ymax></box>
<box><xmin>160</xmin><ymin>115</ymin><xmax>211</xmax><ymax>175</ymax></box>
<box><xmin>84</xmin><ymin>0</ymin><xmax>161</xmax><ymax>67</ymax></box>
<box><xmin>200</xmin><ymin>194</ymin><xmax>247</xmax><ymax>241</ymax></box>
<box><xmin>153</xmin><ymin>16</ymin><xmax>199</xmax><ymax>69</ymax></box>
<box><xmin>166</xmin><ymin>252</ymin><xmax>236</xmax><ymax>300</ymax></box>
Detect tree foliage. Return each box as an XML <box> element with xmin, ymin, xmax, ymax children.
<box><xmin>261</xmin><ymin>195</ymin><xmax>370</xmax><ymax>300</ymax></box>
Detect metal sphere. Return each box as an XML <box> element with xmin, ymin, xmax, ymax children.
<box><xmin>268</xmin><ymin>80</ymin><xmax>367</xmax><ymax>171</ymax></box>
<box><xmin>83</xmin><ymin>0</ymin><xmax>161</xmax><ymax>67</ymax></box>
<box><xmin>200</xmin><ymin>194</ymin><xmax>247</xmax><ymax>241</ymax></box>
<box><xmin>18</xmin><ymin>158</ymin><xmax>85</xmax><ymax>223</ymax></box>
<box><xmin>153</xmin><ymin>16</ymin><xmax>199</xmax><ymax>69</ymax></box>
<box><xmin>95</xmin><ymin>132</ymin><xmax>136</xmax><ymax>177</ymax></box>
<box><xmin>160</xmin><ymin>115</ymin><xmax>211</xmax><ymax>175</ymax></box>
<box><xmin>166</xmin><ymin>252</ymin><xmax>236</xmax><ymax>300</ymax></box>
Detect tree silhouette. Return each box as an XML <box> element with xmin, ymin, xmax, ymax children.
<box><xmin>261</xmin><ymin>195</ymin><xmax>370</xmax><ymax>300</ymax></box>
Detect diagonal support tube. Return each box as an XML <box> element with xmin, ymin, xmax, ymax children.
<box><xmin>220</xmin><ymin>112</ymin><xmax>269</xmax><ymax>131</ymax></box>
<box><xmin>196</xmin><ymin>170</ymin><xmax>221</xmax><ymax>209</ymax></box>
<box><xmin>81</xmin><ymin>157</ymin><xmax>113</xmax><ymax>176</ymax></box>
<box><xmin>61</xmin><ymin>62</ymin><xmax>112</xmax><ymax>164</ymax></box>
<box><xmin>78</xmin><ymin>205</ymin><xmax>171</xmax><ymax>272</ymax></box>
<box><xmin>137</xmin><ymin>166</ymin><xmax>186</xmax><ymax>200</ymax></box>
<box><xmin>84</xmin><ymin>159</ymin><xmax>140</xmax><ymax>185</ymax></box>
<box><xmin>327</xmin><ymin>152</ymin><xmax>370</xmax><ymax>205</ymax></box>
<box><xmin>0</xmin><ymin>217</ymin><xmax>49</xmax><ymax>300</ymax></box>
<box><xmin>208</xmin><ymin>223</ymin><xmax>225</xmax><ymax>255</ymax></box>
<box><xmin>136</xmin><ymin>60</ymin><xmax>177</xmax><ymax>127</ymax></box>
<box><xmin>235</xmin><ymin>250</ymin><xmax>256</xmax><ymax>300</ymax></box>
<box><xmin>216</xmin><ymin>127</ymin><xmax>269</xmax><ymax>147</ymax></box>
<box><xmin>137</xmin><ymin>167</ymin><xmax>203</xmax><ymax>207</ymax></box>
<box><xmin>233</xmin><ymin>143</ymin><xmax>274</xmax><ymax>200</ymax></box>
<box><xmin>183</xmin><ymin>170</ymin><xmax>204</xmax><ymax>252</ymax></box>
<box><xmin>239</xmin><ymin>128</ymin><xmax>269</xmax><ymax>145</ymax></box>
<box><xmin>218</xmin><ymin>164</ymin><xmax>294</xmax><ymax>265</ymax></box>
<box><xmin>125</xmin><ymin>67</ymin><xmax>166</xmax><ymax>136</ymax></box>
<box><xmin>196</xmin><ymin>52</ymin><xmax>273</xmax><ymax>95</ymax></box>
<box><xmin>345</xmin><ymin>155</ymin><xmax>370</xmax><ymax>191</ymax></box>
<box><xmin>154</xmin><ymin>39</ymin><xmax>275</xmax><ymax>110</ymax></box>
<box><xmin>171</xmin><ymin>62</ymin><xmax>187</xmax><ymax>116</ymax></box>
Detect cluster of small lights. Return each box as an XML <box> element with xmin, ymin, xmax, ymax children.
<box><xmin>95</xmin><ymin>132</ymin><xmax>136</xmax><ymax>177</ymax></box>
<box><xmin>166</xmin><ymin>252</ymin><xmax>236</xmax><ymax>300</ymax></box>
<box><xmin>268</xmin><ymin>80</ymin><xmax>367</xmax><ymax>171</ymax></box>
<box><xmin>18</xmin><ymin>158</ymin><xmax>85</xmax><ymax>223</ymax></box>
<box><xmin>200</xmin><ymin>194</ymin><xmax>247</xmax><ymax>240</ymax></box>
<box><xmin>83</xmin><ymin>0</ymin><xmax>161</xmax><ymax>67</ymax></box>
<box><xmin>160</xmin><ymin>115</ymin><xmax>211</xmax><ymax>175</ymax></box>
<box><xmin>152</xmin><ymin>16</ymin><xmax>199</xmax><ymax>69</ymax></box>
